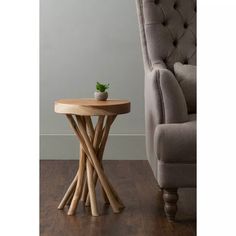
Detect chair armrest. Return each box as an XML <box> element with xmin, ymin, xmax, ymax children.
<box><xmin>154</xmin><ymin>115</ymin><xmax>196</xmax><ymax>163</ymax></box>
<box><xmin>145</xmin><ymin>65</ymin><xmax>188</xmax><ymax>125</ymax></box>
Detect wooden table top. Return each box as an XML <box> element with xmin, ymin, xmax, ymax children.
<box><xmin>55</xmin><ymin>98</ymin><xmax>130</xmax><ymax>116</ymax></box>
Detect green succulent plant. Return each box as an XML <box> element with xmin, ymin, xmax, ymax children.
<box><xmin>96</xmin><ymin>82</ymin><xmax>110</xmax><ymax>92</ymax></box>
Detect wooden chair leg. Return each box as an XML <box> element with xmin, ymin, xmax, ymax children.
<box><xmin>163</xmin><ymin>188</ymin><xmax>179</xmax><ymax>222</ymax></box>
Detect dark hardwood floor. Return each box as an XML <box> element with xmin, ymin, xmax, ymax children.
<box><xmin>40</xmin><ymin>160</ymin><xmax>196</xmax><ymax>236</ymax></box>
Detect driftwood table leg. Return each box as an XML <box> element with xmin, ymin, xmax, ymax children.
<box><xmin>57</xmin><ymin>172</ymin><xmax>78</xmax><ymax>210</ymax></box>
<box><xmin>84</xmin><ymin>115</ymin><xmax>104</xmax><ymax>207</ymax></box>
<box><xmin>85</xmin><ymin>115</ymin><xmax>111</xmax><ymax>206</ymax></box>
<box><xmin>86</xmin><ymin>159</ymin><xmax>99</xmax><ymax>216</ymax></box>
<box><xmin>76</xmin><ymin>116</ymin><xmax>121</xmax><ymax>213</ymax></box>
<box><xmin>67</xmin><ymin>147</ymin><xmax>86</xmax><ymax>215</ymax></box>
<box><xmin>66</xmin><ymin>186</ymin><xmax>75</xmax><ymax>206</ymax></box>
<box><xmin>57</xmin><ymin>114</ymin><xmax>125</xmax><ymax>216</ymax></box>
<box><xmin>80</xmin><ymin>178</ymin><xmax>88</xmax><ymax>202</ymax></box>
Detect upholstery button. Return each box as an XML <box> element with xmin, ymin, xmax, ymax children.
<box><xmin>162</xmin><ymin>20</ymin><xmax>168</xmax><ymax>26</ymax></box>
<box><xmin>173</xmin><ymin>39</ymin><xmax>178</xmax><ymax>47</ymax></box>
<box><xmin>163</xmin><ymin>58</ymin><xmax>167</xmax><ymax>63</ymax></box>
<box><xmin>173</xmin><ymin>2</ymin><xmax>178</xmax><ymax>9</ymax></box>
<box><xmin>184</xmin><ymin>22</ymin><xmax>188</xmax><ymax>29</ymax></box>
<box><xmin>154</xmin><ymin>0</ymin><xmax>159</xmax><ymax>4</ymax></box>
<box><xmin>183</xmin><ymin>59</ymin><xmax>188</xmax><ymax>64</ymax></box>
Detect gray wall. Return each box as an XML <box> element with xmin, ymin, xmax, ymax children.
<box><xmin>40</xmin><ymin>0</ymin><xmax>146</xmax><ymax>160</ymax></box>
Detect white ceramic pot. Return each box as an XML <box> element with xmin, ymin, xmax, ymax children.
<box><xmin>94</xmin><ymin>91</ymin><xmax>108</xmax><ymax>101</ymax></box>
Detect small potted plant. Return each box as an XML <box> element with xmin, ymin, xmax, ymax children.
<box><xmin>94</xmin><ymin>82</ymin><xmax>109</xmax><ymax>101</ymax></box>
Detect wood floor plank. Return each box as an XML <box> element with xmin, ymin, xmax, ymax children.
<box><xmin>40</xmin><ymin>160</ymin><xmax>196</xmax><ymax>236</ymax></box>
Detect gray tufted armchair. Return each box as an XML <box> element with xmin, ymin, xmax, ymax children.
<box><xmin>136</xmin><ymin>0</ymin><xmax>196</xmax><ymax>221</ymax></box>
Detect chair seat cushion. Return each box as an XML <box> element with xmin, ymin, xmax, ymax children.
<box><xmin>174</xmin><ymin>62</ymin><xmax>196</xmax><ymax>113</ymax></box>
<box><xmin>154</xmin><ymin>114</ymin><xmax>196</xmax><ymax>163</ymax></box>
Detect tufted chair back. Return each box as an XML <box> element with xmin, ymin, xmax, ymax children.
<box><xmin>137</xmin><ymin>0</ymin><xmax>196</xmax><ymax>71</ymax></box>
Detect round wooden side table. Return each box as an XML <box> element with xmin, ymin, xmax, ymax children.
<box><xmin>54</xmin><ymin>99</ymin><xmax>130</xmax><ymax>216</ymax></box>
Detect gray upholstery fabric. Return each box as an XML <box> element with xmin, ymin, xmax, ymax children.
<box><xmin>154</xmin><ymin>114</ymin><xmax>196</xmax><ymax>163</ymax></box>
<box><xmin>144</xmin><ymin>64</ymin><xmax>188</xmax><ymax>176</ymax></box>
<box><xmin>157</xmin><ymin>161</ymin><xmax>196</xmax><ymax>188</ymax></box>
<box><xmin>142</xmin><ymin>0</ymin><xmax>196</xmax><ymax>71</ymax></box>
<box><xmin>136</xmin><ymin>0</ymin><xmax>196</xmax><ymax>189</ymax></box>
<box><xmin>158</xmin><ymin>67</ymin><xmax>188</xmax><ymax>123</ymax></box>
<box><xmin>174</xmin><ymin>62</ymin><xmax>196</xmax><ymax>113</ymax></box>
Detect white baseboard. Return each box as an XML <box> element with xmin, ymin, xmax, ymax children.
<box><xmin>40</xmin><ymin>134</ymin><xmax>147</xmax><ymax>160</ymax></box>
